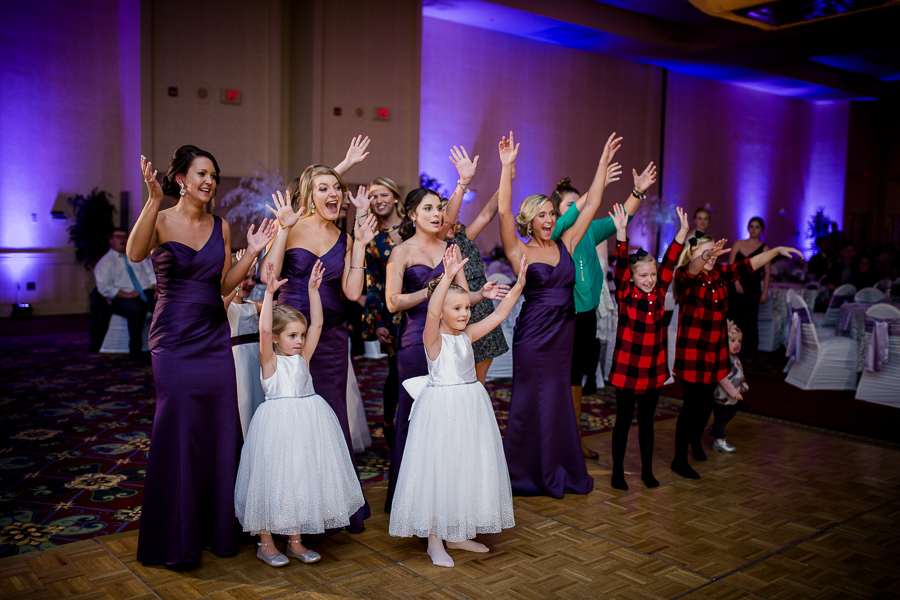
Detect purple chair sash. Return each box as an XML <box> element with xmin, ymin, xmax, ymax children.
<box><xmin>863</xmin><ymin>317</ymin><xmax>900</xmax><ymax>373</ymax></box>
<box><xmin>786</xmin><ymin>307</ymin><xmax>812</xmax><ymax>362</ymax></box>
<box><xmin>839</xmin><ymin>302</ymin><xmax>868</xmax><ymax>332</ymax></box>
<box><xmin>830</xmin><ymin>293</ymin><xmax>855</xmax><ymax>310</ymax></box>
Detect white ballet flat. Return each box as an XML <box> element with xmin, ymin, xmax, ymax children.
<box><xmin>285</xmin><ymin>539</ymin><xmax>321</xmax><ymax>563</ymax></box>
<box><xmin>256</xmin><ymin>542</ymin><xmax>289</xmax><ymax>567</ymax></box>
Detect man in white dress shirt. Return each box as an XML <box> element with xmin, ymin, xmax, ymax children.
<box><xmin>94</xmin><ymin>228</ymin><xmax>157</xmax><ymax>355</ymax></box>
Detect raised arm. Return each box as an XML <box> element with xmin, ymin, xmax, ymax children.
<box><xmin>424</xmin><ymin>246</ymin><xmax>468</xmax><ymax>360</ymax></box>
<box><xmin>761</xmin><ymin>250</ymin><xmax>771</xmax><ymax>304</ymax></box>
<box><xmin>465</xmin><ymin>190</ymin><xmax>499</xmax><ymax>241</ymax></box>
<box><xmin>658</xmin><ymin>207</ymin><xmax>689</xmax><ymax>292</ymax></box>
<box><xmin>220</xmin><ymin>218</ymin><xmax>276</xmax><ymax>295</ymax></box>
<box><xmin>467</xmin><ymin>255</ymin><xmax>527</xmax><ymax>343</ymax></box>
<box><xmin>259</xmin><ymin>190</ymin><xmax>303</xmax><ymax>283</ymax></box>
<box><xmin>334</xmin><ymin>135</ymin><xmax>370</xmax><ymax>177</ymax></box>
<box><xmin>622</xmin><ymin>162</ymin><xmax>656</xmax><ymax>218</ymax></box>
<box><xmin>687</xmin><ymin>239</ymin><xmax>730</xmax><ymax>276</ymax></box>
<box><xmin>497</xmin><ymin>132</ymin><xmax>524</xmax><ymax>271</ymax></box>
<box><xmin>560</xmin><ymin>132</ymin><xmax>622</xmax><ymax>254</ymax></box>
<box><xmin>438</xmin><ymin>145</ymin><xmax>479</xmax><ymax>240</ymax></box>
<box><xmin>750</xmin><ymin>246</ymin><xmax>802</xmax><ymax>271</ymax></box>
<box><xmin>259</xmin><ymin>262</ymin><xmax>287</xmax><ymax>379</ymax></box>
<box><xmin>127</xmin><ymin>156</ymin><xmax>163</xmax><ymax>262</ymax></box>
<box><xmin>301</xmin><ymin>260</ymin><xmax>325</xmax><ymax>361</ymax></box>
<box><xmin>567</xmin><ymin>161</ymin><xmax>623</xmax><ymax>214</ymax></box>
<box><xmin>342</xmin><ymin>188</ymin><xmax>376</xmax><ymax>301</ymax></box>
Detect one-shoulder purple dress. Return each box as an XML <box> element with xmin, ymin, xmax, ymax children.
<box><xmin>137</xmin><ymin>216</ymin><xmax>241</xmax><ymax>565</ymax></box>
<box><xmin>504</xmin><ymin>241</ymin><xmax>594</xmax><ymax>497</ymax></box>
<box><xmin>277</xmin><ymin>232</ymin><xmax>369</xmax><ymax>534</ymax></box>
<box><xmin>384</xmin><ymin>262</ymin><xmax>444</xmax><ymax>513</ymax></box>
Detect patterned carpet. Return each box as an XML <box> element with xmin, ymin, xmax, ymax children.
<box><xmin>0</xmin><ymin>332</ymin><xmax>681</xmax><ymax>559</ymax></box>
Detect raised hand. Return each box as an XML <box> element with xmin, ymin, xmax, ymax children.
<box><xmin>498</xmin><ymin>132</ymin><xmax>520</xmax><ymax>166</ymax></box>
<box><xmin>778</xmin><ymin>247</ymin><xmax>803</xmax><ymax>259</ymax></box>
<box><xmin>140</xmin><ymin>155</ymin><xmax>163</xmax><ymax>202</ymax></box>
<box><xmin>481</xmin><ymin>280</ymin><xmax>511</xmax><ymax>301</ymax></box>
<box><xmin>634</xmin><ymin>161</ymin><xmax>658</xmax><ymax>193</ymax></box>
<box><xmin>266</xmin><ymin>189</ymin><xmax>303</xmax><ymax>230</ymax></box>
<box><xmin>605</xmin><ymin>162</ymin><xmax>622</xmax><ymax>188</ymax></box>
<box><xmin>354</xmin><ymin>212</ymin><xmax>378</xmax><ymax>245</ymax></box>
<box><xmin>702</xmin><ymin>238</ymin><xmax>730</xmax><ymax>262</ymax></box>
<box><xmin>235</xmin><ymin>248</ymin><xmax>247</xmax><ymax>263</ymax></box>
<box><xmin>308</xmin><ymin>259</ymin><xmax>325</xmax><ymax>291</ymax></box>
<box><xmin>609</xmin><ymin>203</ymin><xmax>628</xmax><ymax>232</ymax></box>
<box><xmin>442</xmin><ymin>244</ymin><xmax>469</xmax><ymax>278</ymax></box>
<box><xmin>348</xmin><ymin>185</ymin><xmax>371</xmax><ymax>212</ymax></box>
<box><xmin>344</xmin><ymin>135</ymin><xmax>370</xmax><ymax>167</ymax></box>
<box><xmin>450</xmin><ymin>146</ymin><xmax>479</xmax><ymax>183</ymax></box>
<box><xmin>265</xmin><ymin>262</ymin><xmax>288</xmax><ymax>294</ymax></box>
<box><xmin>247</xmin><ymin>218</ymin><xmax>277</xmax><ymax>254</ymax></box>
<box><xmin>676</xmin><ymin>207</ymin><xmax>689</xmax><ymax>235</ymax></box>
<box><xmin>515</xmin><ymin>255</ymin><xmax>528</xmax><ymax>288</ymax></box>
<box><xmin>600</xmin><ymin>132</ymin><xmax>623</xmax><ymax>166</ymax></box>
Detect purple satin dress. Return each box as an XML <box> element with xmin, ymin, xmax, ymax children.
<box><xmin>277</xmin><ymin>232</ymin><xmax>369</xmax><ymax>534</ymax></box>
<box><xmin>137</xmin><ymin>216</ymin><xmax>241</xmax><ymax>565</ymax></box>
<box><xmin>504</xmin><ymin>241</ymin><xmax>594</xmax><ymax>497</ymax></box>
<box><xmin>384</xmin><ymin>262</ymin><xmax>444</xmax><ymax>513</ymax></box>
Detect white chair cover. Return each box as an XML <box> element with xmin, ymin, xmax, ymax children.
<box><xmin>757</xmin><ymin>291</ymin><xmax>779</xmax><ymax>352</ymax></box>
<box><xmin>99</xmin><ymin>313</ymin><xmax>151</xmax><ymax>353</ymax></box>
<box><xmin>855</xmin><ymin>304</ymin><xmax>900</xmax><ymax>407</ymax></box>
<box><xmin>822</xmin><ymin>283</ymin><xmax>856</xmax><ymax>328</ymax></box>
<box><xmin>785</xmin><ymin>291</ymin><xmax>857</xmax><ymax>391</ymax></box>
<box><xmin>855</xmin><ymin>287</ymin><xmax>886</xmax><ymax>303</ymax></box>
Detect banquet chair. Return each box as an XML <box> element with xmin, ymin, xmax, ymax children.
<box><xmin>855</xmin><ymin>287</ymin><xmax>886</xmax><ymax>303</ymax></box>
<box><xmin>757</xmin><ymin>290</ymin><xmax>779</xmax><ymax>352</ymax></box>
<box><xmin>99</xmin><ymin>313</ymin><xmax>151</xmax><ymax>353</ymax></box>
<box><xmin>821</xmin><ymin>284</ymin><xmax>856</xmax><ymax>327</ymax></box>
<box><xmin>784</xmin><ymin>291</ymin><xmax>857</xmax><ymax>391</ymax></box>
<box><xmin>855</xmin><ymin>304</ymin><xmax>900</xmax><ymax>407</ymax></box>
<box><xmin>874</xmin><ymin>278</ymin><xmax>893</xmax><ymax>294</ymax></box>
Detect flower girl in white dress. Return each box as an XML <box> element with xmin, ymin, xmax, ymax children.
<box><xmin>235</xmin><ymin>261</ymin><xmax>365</xmax><ymax>567</ymax></box>
<box><xmin>389</xmin><ymin>246</ymin><xmax>526</xmax><ymax>567</ymax></box>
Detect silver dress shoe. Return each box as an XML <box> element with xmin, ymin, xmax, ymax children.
<box><xmin>712</xmin><ymin>439</ymin><xmax>736</xmax><ymax>453</ymax></box>
<box><xmin>285</xmin><ymin>540</ymin><xmax>321</xmax><ymax>563</ymax></box>
<box><xmin>257</xmin><ymin>542</ymin><xmax>290</xmax><ymax>567</ymax></box>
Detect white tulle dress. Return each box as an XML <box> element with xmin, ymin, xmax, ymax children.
<box><xmin>234</xmin><ymin>354</ymin><xmax>365</xmax><ymax>535</ymax></box>
<box><xmin>389</xmin><ymin>332</ymin><xmax>514</xmax><ymax>542</ymax></box>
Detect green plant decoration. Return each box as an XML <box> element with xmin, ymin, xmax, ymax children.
<box><xmin>806</xmin><ymin>207</ymin><xmax>831</xmax><ymax>252</ymax></box>
<box><xmin>67</xmin><ymin>189</ymin><xmax>116</xmax><ymax>270</ymax></box>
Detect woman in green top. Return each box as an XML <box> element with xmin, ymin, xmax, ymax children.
<box><xmin>551</xmin><ymin>161</ymin><xmax>657</xmax><ymax>459</ymax></box>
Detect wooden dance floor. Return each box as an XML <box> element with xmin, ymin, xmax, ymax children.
<box><xmin>1</xmin><ymin>414</ymin><xmax>898</xmax><ymax>599</ymax></box>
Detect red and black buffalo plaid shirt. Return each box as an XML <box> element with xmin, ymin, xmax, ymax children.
<box><xmin>610</xmin><ymin>238</ymin><xmax>683</xmax><ymax>392</ymax></box>
<box><xmin>673</xmin><ymin>258</ymin><xmax>755</xmax><ymax>383</ymax></box>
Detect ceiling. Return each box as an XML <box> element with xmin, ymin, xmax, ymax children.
<box><xmin>423</xmin><ymin>0</ymin><xmax>900</xmax><ymax>101</ymax></box>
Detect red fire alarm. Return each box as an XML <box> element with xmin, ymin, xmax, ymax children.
<box><xmin>374</xmin><ymin>107</ymin><xmax>389</xmax><ymax>121</ymax></box>
<box><xmin>220</xmin><ymin>88</ymin><xmax>241</xmax><ymax>105</ymax></box>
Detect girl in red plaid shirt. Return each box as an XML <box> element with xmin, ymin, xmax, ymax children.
<box><xmin>671</xmin><ymin>236</ymin><xmax>801</xmax><ymax>479</ymax></box>
<box><xmin>608</xmin><ymin>203</ymin><xmax>689</xmax><ymax>490</ymax></box>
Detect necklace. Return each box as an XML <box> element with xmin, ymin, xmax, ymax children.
<box><xmin>381</xmin><ymin>224</ymin><xmax>400</xmax><ymax>233</ymax></box>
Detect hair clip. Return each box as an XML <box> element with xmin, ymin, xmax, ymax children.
<box><xmin>688</xmin><ymin>236</ymin><xmax>700</xmax><ymax>247</ymax></box>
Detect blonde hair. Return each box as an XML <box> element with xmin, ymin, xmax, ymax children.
<box><xmin>426</xmin><ymin>276</ymin><xmax>467</xmax><ymax>299</ymax></box>
<box><xmin>671</xmin><ymin>234</ymin><xmax>714</xmax><ymax>297</ymax></box>
<box><xmin>271</xmin><ymin>305</ymin><xmax>307</xmax><ymax>349</ymax></box>
<box><xmin>628</xmin><ymin>250</ymin><xmax>657</xmax><ymax>275</ymax></box>
<box><xmin>288</xmin><ymin>165</ymin><xmax>347</xmax><ymax>214</ymax></box>
<box><xmin>515</xmin><ymin>194</ymin><xmax>551</xmax><ymax>238</ymax></box>
<box><xmin>369</xmin><ymin>177</ymin><xmax>404</xmax><ymax>221</ymax></box>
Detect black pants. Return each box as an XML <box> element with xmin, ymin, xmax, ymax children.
<box><xmin>383</xmin><ymin>353</ymin><xmax>399</xmax><ymax>427</ymax></box>
<box><xmin>728</xmin><ymin>284</ymin><xmax>761</xmax><ymax>360</ymax></box>
<box><xmin>711</xmin><ymin>403</ymin><xmax>738</xmax><ymax>439</ymax></box>
<box><xmin>110</xmin><ymin>290</ymin><xmax>156</xmax><ymax>354</ymax></box>
<box><xmin>674</xmin><ymin>379</ymin><xmax>717</xmax><ymax>462</ymax></box>
<box><xmin>612</xmin><ymin>388</ymin><xmax>661</xmax><ymax>474</ymax></box>
<box><xmin>571</xmin><ymin>310</ymin><xmax>600</xmax><ymax>386</ymax></box>
<box><xmin>89</xmin><ymin>287</ymin><xmax>112</xmax><ymax>352</ymax></box>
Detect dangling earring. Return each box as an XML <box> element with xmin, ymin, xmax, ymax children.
<box><xmin>179</xmin><ymin>182</ymin><xmax>186</xmax><ymax>196</ymax></box>
<box><xmin>310</xmin><ymin>203</ymin><xmax>315</xmax><ymax>214</ymax></box>
<box><xmin>527</xmin><ymin>224</ymin><xmax>533</xmax><ymax>236</ymax></box>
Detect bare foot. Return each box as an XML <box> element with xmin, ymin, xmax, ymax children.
<box><xmin>446</xmin><ymin>540</ymin><xmax>489</xmax><ymax>553</ymax></box>
<box><xmin>427</xmin><ymin>535</ymin><xmax>454</xmax><ymax>567</ymax></box>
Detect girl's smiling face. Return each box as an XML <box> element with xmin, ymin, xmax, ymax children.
<box><xmin>440</xmin><ymin>289</ymin><xmax>471</xmax><ymax>332</ymax></box>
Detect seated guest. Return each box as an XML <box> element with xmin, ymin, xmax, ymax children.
<box><xmin>94</xmin><ymin>227</ymin><xmax>157</xmax><ymax>356</ymax></box>
<box><xmin>823</xmin><ymin>242</ymin><xmax>856</xmax><ymax>290</ymax></box>
<box><xmin>849</xmin><ymin>255</ymin><xmax>881</xmax><ymax>291</ymax></box>
<box><xmin>806</xmin><ymin>238</ymin><xmax>832</xmax><ymax>281</ymax></box>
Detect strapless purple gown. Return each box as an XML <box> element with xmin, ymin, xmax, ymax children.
<box><xmin>384</xmin><ymin>262</ymin><xmax>444</xmax><ymax>513</ymax></box>
<box><xmin>277</xmin><ymin>233</ymin><xmax>369</xmax><ymax>534</ymax></box>
<box><xmin>504</xmin><ymin>241</ymin><xmax>593</xmax><ymax>497</ymax></box>
<box><xmin>137</xmin><ymin>216</ymin><xmax>241</xmax><ymax>565</ymax></box>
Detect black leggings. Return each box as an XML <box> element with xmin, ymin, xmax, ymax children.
<box><xmin>383</xmin><ymin>353</ymin><xmax>399</xmax><ymax>427</ymax></box>
<box><xmin>711</xmin><ymin>403</ymin><xmax>738</xmax><ymax>439</ymax></box>
<box><xmin>571</xmin><ymin>310</ymin><xmax>600</xmax><ymax>386</ymax></box>
<box><xmin>674</xmin><ymin>379</ymin><xmax>717</xmax><ymax>462</ymax></box>
<box><xmin>612</xmin><ymin>388</ymin><xmax>660</xmax><ymax>474</ymax></box>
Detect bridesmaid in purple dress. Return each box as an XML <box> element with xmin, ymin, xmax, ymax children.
<box><xmin>128</xmin><ymin>148</ymin><xmax>276</xmax><ymax>566</ymax></box>
<box><xmin>261</xmin><ymin>160</ymin><xmax>377</xmax><ymax>535</ymax></box>
<box><xmin>383</xmin><ymin>145</ymin><xmax>498</xmax><ymax>512</ymax></box>
<box><xmin>496</xmin><ymin>131</ymin><xmax>620</xmax><ymax>497</ymax></box>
